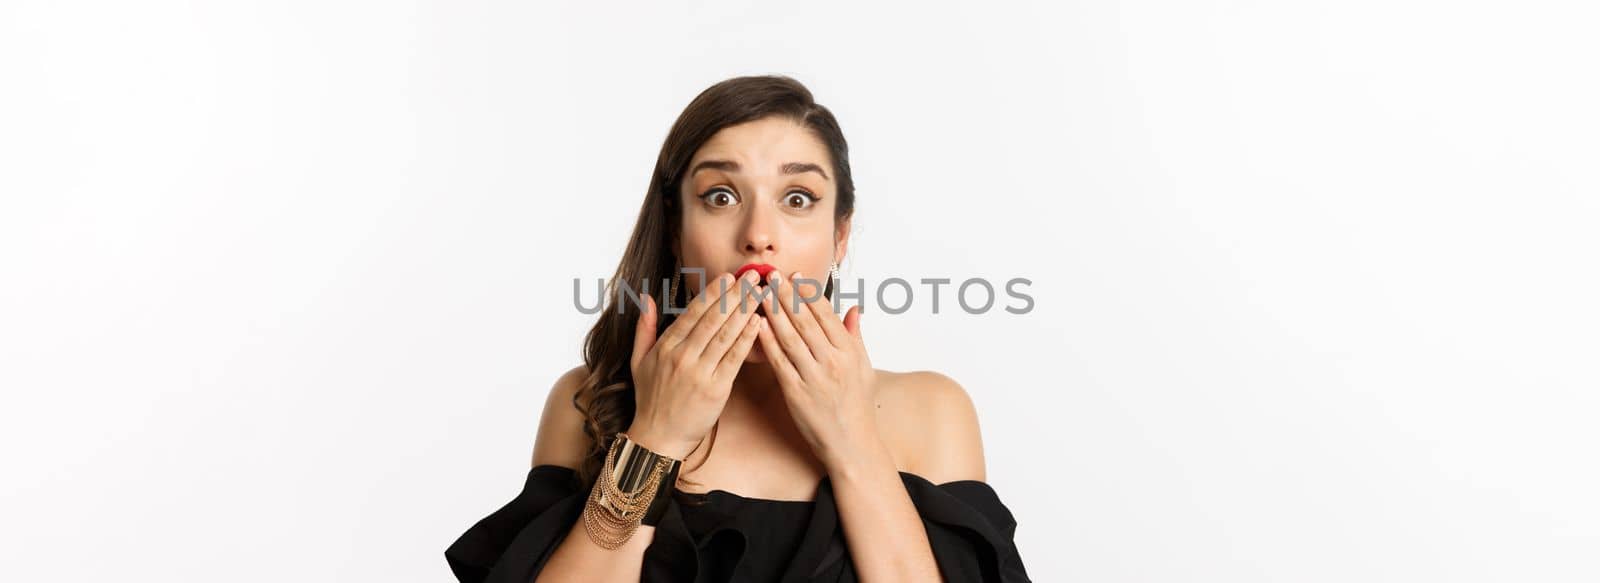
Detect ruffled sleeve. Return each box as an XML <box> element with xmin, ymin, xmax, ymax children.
<box><xmin>902</xmin><ymin>473</ymin><xmax>1033</xmax><ymax>582</ymax></box>
<box><xmin>444</xmin><ymin>465</ymin><xmax>587</xmax><ymax>583</ymax></box>
<box><xmin>781</xmin><ymin>472</ymin><xmax>1032</xmax><ymax>582</ymax></box>
<box><xmin>447</xmin><ymin>465</ymin><xmax>1032</xmax><ymax>583</ymax></box>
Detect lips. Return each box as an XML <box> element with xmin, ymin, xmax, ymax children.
<box><xmin>734</xmin><ymin>263</ymin><xmax>777</xmax><ymax>318</ymax></box>
<box><xmin>734</xmin><ymin>263</ymin><xmax>778</xmax><ymax>283</ymax></box>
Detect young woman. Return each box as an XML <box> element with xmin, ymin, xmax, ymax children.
<box><xmin>446</xmin><ymin>75</ymin><xmax>1031</xmax><ymax>582</ymax></box>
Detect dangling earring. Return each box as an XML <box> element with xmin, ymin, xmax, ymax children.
<box><xmin>825</xmin><ymin>259</ymin><xmax>840</xmax><ymax>298</ymax></box>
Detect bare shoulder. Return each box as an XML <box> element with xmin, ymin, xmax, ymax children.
<box><xmin>874</xmin><ymin>369</ymin><xmax>987</xmax><ymax>485</ymax></box>
<box><xmin>530</xmin><ymin>364</ymin><xmax>594</xmax><ymax>470</ymax></box>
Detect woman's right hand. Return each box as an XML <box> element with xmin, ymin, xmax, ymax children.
<box><xmin>626</xmin><ymin>270</ymin><xmax>765</xmax><ymax>459</ymax></box>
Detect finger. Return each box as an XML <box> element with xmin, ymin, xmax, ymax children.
<box><xmin>713</xmin><ymin>314</ymin><xmax>763</xmax><ymax>381</ymax></box>
<box><xmin>796</xmin><ymin>271</ymin><xmax>852</xmax><ymax>348</ymax></box>
<box><xmin>631</xmin><ymin>294</ymin><xmax>659</xmax><ymax>371</ymax></box>
<box><xmin>658</xmin><ymin>272</ymin><xmax>734</xmax><ymax>351</ymax></box>
<box><xmin>843</xmin><ymin>304</ymin><xmax>863</xmax><ymax>338</ymax></box>
<box><xmin>755</xmin><ymin>316</ymin><xmax>804</xmax><ymax>387</ymax></box>
<box><xmin>699</xmin><ymin>280</ymin><xmax>763</xmax><ymax>360</ymax></box>
<box><xmin>773</xmin><ymin>271</ymin><xmax>832</xmax><ymax>360</ymax></box>
<box><xmin>762</xmin><ymin>270</ymin><xmax>821</xmax><ymax>371</ymax></box>
<box><xmin>683</xmin><ymin>270</ymin><xmax>762</xmax><ymax>357</ymax></box>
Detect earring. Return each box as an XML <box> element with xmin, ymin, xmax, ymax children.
<box><xmin>825</xmin><ymin>260</ymin><xmax>840</xmax><ymax>298</ymax></box>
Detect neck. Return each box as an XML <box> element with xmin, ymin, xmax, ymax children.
<box><xmin>729</xmin><ymin>360</ymin><xmax>782</xmax><ymax>411</ymax></box>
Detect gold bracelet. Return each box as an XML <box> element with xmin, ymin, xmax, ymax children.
<box><xmin>582</xmin><ymin>433</ymin><xmax>682</xmax><ymax>549</ymax></box>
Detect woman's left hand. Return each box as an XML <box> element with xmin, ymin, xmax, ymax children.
<box><xmin>756</xmin><ymin>269</ymin><xmax>882</xmax><ymax>470</ymax></box>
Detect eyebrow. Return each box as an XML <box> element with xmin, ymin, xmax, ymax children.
<box><xmin>689</xmin><ymin>159</ymin><xmax>830</xmax><ymax>180</ymax></box>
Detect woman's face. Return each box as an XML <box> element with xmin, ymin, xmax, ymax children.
<box><xmin>676</xmin><ymin>116</ymin><xmax>850</xmax><ymax>363</ymax></box>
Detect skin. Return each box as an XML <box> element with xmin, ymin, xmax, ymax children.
<box><xmin>530</xmin><ymin>117</ymin><xmax>987</xmax><ymax>583</ymax></box>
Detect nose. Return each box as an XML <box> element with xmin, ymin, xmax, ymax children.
<box><xmin>741</xmin><ymin>202</ymin><xmax>777</xmax><ymax>256</ymax></box>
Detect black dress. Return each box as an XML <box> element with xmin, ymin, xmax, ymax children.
<box><xmin>446</xmin><ymin>464</ymin><xmax>1032</xmax><ymax>582</ymax></box>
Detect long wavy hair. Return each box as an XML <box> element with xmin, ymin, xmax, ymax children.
<box><xmin>569</xmin><ymin>75</ymin><xmax>857</xmax><ymax>491</ymax></box>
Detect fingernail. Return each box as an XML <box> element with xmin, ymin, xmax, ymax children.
<box><xmin>771</xmin><ymin>270</ymin><xmax>783</xmax><ymax>284</ymax></box>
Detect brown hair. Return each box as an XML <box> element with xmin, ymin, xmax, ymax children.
<box><xmin>569</xmin><ymin>74</ymin><xmax>856</xmax><ymax>490</ymax></box>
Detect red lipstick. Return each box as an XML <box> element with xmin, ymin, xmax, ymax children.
<box><xmin>735</xmin><ymin>263</ymin><xmax>777</xmax><ymax>283</ymax></box>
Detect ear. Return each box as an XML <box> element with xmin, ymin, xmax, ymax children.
<box><xmin>833</xmin><ymin>216</ymin><xmax>852</xmax><ymax>263</ymax></box>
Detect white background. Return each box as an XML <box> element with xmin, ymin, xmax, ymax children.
<box><xmin>3</xmin><ymin>1</ymin><xmax>1596</xmax><ymax>581</ymax></box>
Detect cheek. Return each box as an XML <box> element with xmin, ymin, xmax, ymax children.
<box><xmin>792</xmin><ymin>230</ymin><xmax>835</xmax><ymax>260</ymax></box>
<box><xmin>677</xmin><ymin>224</ymin><xmax>731</xmax><ymax>288</ymax></box>
<box><xmin>680</xmin><ymin>210</ymin><xmax>737</xmax><ymax>240</ymax></box>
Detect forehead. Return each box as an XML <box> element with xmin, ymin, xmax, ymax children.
<box><xmin>689</xmin><ymin>117</ymin><xmax>830</xmax><ymax>172</ymax></box>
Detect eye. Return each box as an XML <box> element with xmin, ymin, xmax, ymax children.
<box><xmin>784</xmin><ymin>189</ymin><xmax>819</xmax><ymax>210</ymax></box>
<box><xmin>699</xmin><ymin>187</ymin><xmax>740</xmax><ymax>208</ymax></box>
